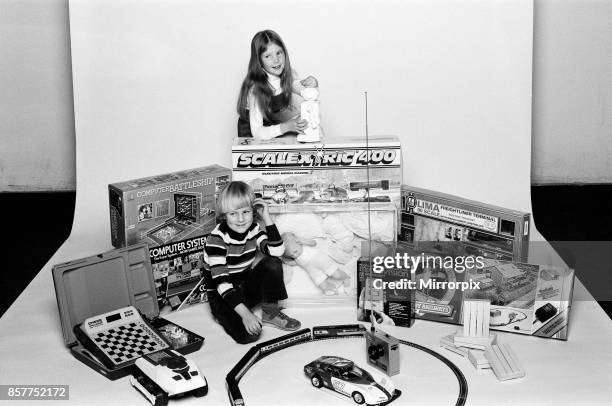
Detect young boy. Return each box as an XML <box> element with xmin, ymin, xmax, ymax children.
<box><xmin>204</xmin><ymin>181</ymin><xmax>300</xmax><ymax>344</ymax></box>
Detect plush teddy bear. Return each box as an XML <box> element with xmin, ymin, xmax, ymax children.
<box><xmin>281</xmin><ymin>232</ymin><xmax>350</xmax><ymax>295</ymax></box>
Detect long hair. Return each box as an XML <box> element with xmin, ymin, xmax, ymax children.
<box><xmin>237</xmin><ymin>30</ymin><xmax>293</xmax><ymax>120</ymax></box>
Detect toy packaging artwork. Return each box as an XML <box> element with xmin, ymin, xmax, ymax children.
<box><xmin>409</xmin><ymin>250</ymin><xmax>574</xmax><ymax>340</ymax></box>
<box><xmin>232</xmin><ymin>135</ymin><xmax>402</xmax><ymax>208</ymax></box>
<box><xmin>232</xmin><ymin>135</ymin><xmax>401</xmax><ymax>305</ymax></box>
<box><xmin>273</xmin><ymin>203</ymin><xmax>397</xmax><ymax>304</ymax></box>
<box><xmin>51</xmin><ymin>243</ymin><xmax>205</xmax><ymax>380</ymax></box>
<box><xmin>400</xmin><ymin>185</ymin><xmax>531</xmax><ymax>262</ymax></box>
<box><xmin>356</xmin><ymin>244</ymin><xmax>415</xmax><ymax>328</ymax></box>
<box><xmin>108</xmin><ymin>165</ymin><xmax>231</xmax><ymax>313</ymax></box>
<box><xmin>464</xmin><ymin>258</ymin><xmax>574</xmax><ymax>340</ymax></box>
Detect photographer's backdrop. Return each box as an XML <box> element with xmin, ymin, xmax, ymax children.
<box><xmin>2</xmin><ymin>0</ymin><xmax>612</xmax><ymax>193</ymax></box>
<box><xmin>65</xmin><ymin>0</ymin><xmax>533</xmax><ymax>248</ymax></box>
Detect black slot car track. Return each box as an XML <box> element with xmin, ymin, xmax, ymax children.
<box><xmin>226</xmin><ymin>325</ymin><xmax>468</xmax><ymax>406</ymax></box>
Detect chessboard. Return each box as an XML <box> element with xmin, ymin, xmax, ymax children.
<box><xmin>79</xmin><ymin>306</ymin><xmax>169</xmax><ymax>369</ymax></box>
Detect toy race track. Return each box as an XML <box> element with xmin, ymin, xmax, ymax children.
<box><xmin>226</xmin><ymin>325</ymin><xmax>467</xmax><ymax>406</ymax></box>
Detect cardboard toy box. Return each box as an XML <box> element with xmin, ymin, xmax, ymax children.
<box><xmin>232</xmin><ymin>135</ymin><xmax>402</xmax><ymax>209</ymax></box>
<box><xmin>108</xmin><ymin>165</ymin><xmax>231</xmax><ymax>313</ymax></box>
<box><xmin>356</xmin><ymin>251</ymin><xmax>415</xmax><ymax>328</ymax></box>
<box><xmin>270</xmin><ymin>202</ymin><xmax>397</xmax><ymax>305</ymax></box>
<box><xmin>52</xmin><ymin>243</ymin><xmax>205</xmax><ymax>380</ymax></box>
<box><xmin>409</xmin><ymin>250</ymin><xmax>574</xmax><ymax>340</ymax></box>
<box><xmin>400</xmin><ymin>185</ymin><xmax>531</xmax><ymax>262</ymax></box>
<box><xmin>464</xmin><ymin>258</ymin><xmax>574</xmax><ymax>340</ymax></box>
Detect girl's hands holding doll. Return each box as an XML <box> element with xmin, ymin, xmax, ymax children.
<box><xmin>280</xmin><ymin>115</ymin><xmax>308</xmax><ymax>134</ymax></box>
<box><xmin>253</xmin><ymin>197</ymin><xmax>273</xmax><ymax>225</ymax></box>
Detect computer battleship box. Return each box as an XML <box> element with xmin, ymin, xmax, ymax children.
<box><xmin>108</xmin><ymin>165</ymin><xmax>231</xmax><ymax>314</ymax></box>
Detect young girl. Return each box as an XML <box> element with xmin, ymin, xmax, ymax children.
<box><xmin>204</xmin><ymin>181</ymin><xmax>300</xmax><ymax>344</ymax></box>
<box><xmin>236</xmin><ymin>30</ymin><xmax>318</xmax><ymax>140</ymax></box>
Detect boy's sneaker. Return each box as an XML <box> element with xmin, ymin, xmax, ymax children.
<box><xmin>262</xmin><ymin>310</ymin><xmax>301</xmax><ymax>331</ymax></box>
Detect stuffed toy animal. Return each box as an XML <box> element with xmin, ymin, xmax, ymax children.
<box><xmin>282</xmin><ymin>232</ymin><xmax>350</xmax><ymax>295</ymax></box>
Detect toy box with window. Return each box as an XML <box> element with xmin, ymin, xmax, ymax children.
<box><xmin>108</xmin><ymin>165</ymin><xmax>231</xmax><ymax>313</ymax></box>
<box><xmin>232</xmin><ymin>135</ymin><xmax>401</xmax><ymax>305</ymax></box>
<box><xmin>400</xmin><ymin>185</ymin><xmax>530</xmax><ymax>262</ymax></box>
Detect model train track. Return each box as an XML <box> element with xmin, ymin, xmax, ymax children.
<box><xmin>226</xmin><ymin>325</ymin><xmax>468</xmax><ymax>406</ymax></box>
<box><xmin>398</xmin><ymin>339</ymin><xmax>468</xmax><ymax>405</ymax></box>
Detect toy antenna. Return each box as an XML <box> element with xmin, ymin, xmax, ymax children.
<box><xmin>365</xmin><ymin>92</ymin><xmax>372</xmax><ymax>261</ymax></box>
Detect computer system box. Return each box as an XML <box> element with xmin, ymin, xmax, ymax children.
<box><xmin>400</xmin><ymin>185</ymin><xmax>530</xmax><ymax>262</ymax></box>
<box><xmin>52</xmin><ymin>243</ymin><xmax>205</xmax><ymax>380</ymax></box>
<box><xmin>108</xmin><ymin>165</ymin><xmax>231</xmax><ymax>313</ymax></box>
<box><xmin>271</xmin><ymin>202</ymin><xmax>397</xmax><ymax>306</ymax></box>
<box><xmin>231</xmin><ymin>135</ymin><xmax>402</xmax><ymax>209</ymax></box>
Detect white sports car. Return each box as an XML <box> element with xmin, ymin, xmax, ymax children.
<box><xmin>304</xmin><ymin>356</ymin><xmax>401</xmax><ymax>405</ymax></box>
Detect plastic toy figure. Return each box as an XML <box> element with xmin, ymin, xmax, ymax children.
<box><xmin>298</xmin><ymin>87</ymin><xmax>321</xmax><ymax>142</ymax></box>
<box><xmin>304</xmin><ymin>356</ymin><xmax>401</xmax><ymax>405</ymax></box>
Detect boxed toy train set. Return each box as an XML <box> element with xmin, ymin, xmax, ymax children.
<box><xmin>400</xmin><ymin>185</ymin><xmax>531</xmax><ymax>262</ymax></box>
<box><xmin>232</xmin><ymin>135</ymin><xmax>402</xmax><ymax>208</ymax></box>
<box><xmin>402</xmin><ymin>242</ymin><xmax>575</xmax><ymax>340</ymax></box>
<box><xmin>464</xmin><ymin>258</ymin><xmax>574</xmax><ymax>340</ymax></box>
<box><xmin>52</xmin><ymin>243</ymin><xmax>205</xmax><ymax>380</ymax></box>
<box><xmin>108</xmin><ymin>165</ymin><xmax>231</xmax><ymax>313</ymax></box>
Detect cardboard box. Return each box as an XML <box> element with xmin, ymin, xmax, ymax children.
<box><xmin>358</xmin><ymin>242</ymin><xmax>574</xmax><ymax>339</ymax></box>
<box><xmin>356</xmin><ymin>255</ymin><xmax>415</xmax><ymax>328</ymax></box>
<box><xmin>108</xmin><ymin>165</ymin><xmax>231</xmax><ymax>313</ymax></box>
<box><xmin>465</xmin><ymin>258</ymin><xmax>574</xmax><ymax>340</ymax></box>
<box><xmin>232</xmin><ymin>135</ymin><xmax>402</xmax><ymax>210</ymax></box>
<box><xmin>52</xmin><ymin>243</ymin><xmax>205</xmax><ymax>380</ymax></box>
<box><xmin>400</xmin><ymin>185</ymin><xmax>531</xmax><ymax>262</ymax></box>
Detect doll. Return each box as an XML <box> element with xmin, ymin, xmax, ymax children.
<box><xmin>298</xmin><ymin>87</ymin><xmax>321</xmax><ymax>142</ymax></box>
<box><xmin>282</xmin><ymin>232</ymin><xmax>350</xmax><ymax>295</ymax></box>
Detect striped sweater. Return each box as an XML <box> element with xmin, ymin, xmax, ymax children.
<box><xmin>204</xmin><ymin>220</ymin><xmax>285</xmax><ymax>308</ymax></box>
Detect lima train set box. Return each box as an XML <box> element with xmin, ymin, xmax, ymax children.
<box><xmin>231</xmin><ymin>135</ymin><xmax>402</xmax><ymax>210</ymax></box>
<box><xmin>399</xmin><ymin>185</ymin><xmax>531</xmax><ymax>262</ymax></box>
<box><xmin>108</xmin><ymin>165</ymin><xmax>231</xmax><ymax>314</ymax></box>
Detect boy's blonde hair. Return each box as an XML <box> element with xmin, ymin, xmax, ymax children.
<box><xmin>217</xmin><ymin>181</ymin><xmax>255</xmax><ymax>217</ymax></box>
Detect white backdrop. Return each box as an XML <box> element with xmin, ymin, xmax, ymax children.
<box><xmin>6</xmin><ymin>2</ymin><xmax>612</xmax><ymax>406</ymax></box>
<box><xmin>68</xmin><ymin>0</ymin><xmax>536</xmax><ymax>252</ymax></box>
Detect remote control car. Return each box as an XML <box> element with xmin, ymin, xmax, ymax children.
<box><xmin>130</xmin><ymin>349</ymin><xmax>207</xmax><ymax>406</ymax></box>
<box><xmin>304</xmin><ymin>356</ymin><xmax>401</xmax><ymax>405</ymax></box>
